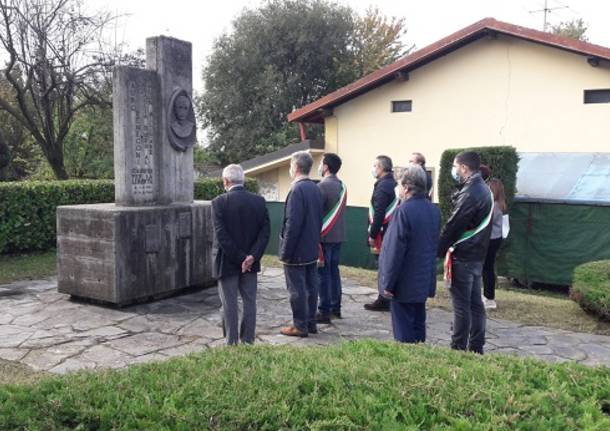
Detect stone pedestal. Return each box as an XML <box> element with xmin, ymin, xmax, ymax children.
<box><xmin>57</xmin><ymin>202</ymin><xmax>214</xmax><ymax>306</ymax></box>
<box><xmin>57</xmin><ymin>35</ymin><xmax>210</xmax><ymax>306</ymax></box>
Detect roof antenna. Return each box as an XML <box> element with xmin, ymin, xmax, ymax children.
<box><xmin>529</xmin><ymin>0</ymin><xmax>569</xmax><ymax>32</ymax></box>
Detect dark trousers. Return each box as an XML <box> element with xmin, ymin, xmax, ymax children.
<box><xmin>284</xmin><ymin>263</ymin><xmax>319</xmax><ymax>333</ymax></box>
<box><xmin>374</xmin><ymin>254</ymin><xmax>390</xmax><ymax>306</ymax></box>
<box><xmin>218</xmin><ymin>272</ymin><xmax>257</xmax><ymax>345</ymax></box>
<box><xmin>483</xmin><ymin>238</ymin><xmax>503</xmax><ymax>300</ymax></box>
<box><xmin>391</xmin><ymin>301</ymin><xmax>426</xmax><ymax>343</ymax></box>
<box><xmin>318</xmin><ymin>242</ymin><xmax>342</xmax><ymax>314</ymax></box>
<box><xmin>450</xmin><ymin>260</ymin><xmax>486</xmax><ymax>354</ymax></box>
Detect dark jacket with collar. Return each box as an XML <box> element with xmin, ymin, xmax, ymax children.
<box><xmin>369</xmin><ymin>173</ymin><xmax>397</xmax><ymax>240</ymax></box>
<box><xmin>318</xmin><ymin>174</ymin><xmax>345</xmax><ymax>244</ymax></box>
<box><xmin>211</xmin><ymin>186</ymin><xmax>270</xmax><ymax>279</ymax></box>
<box><xmin>437</xmin><ymin>173</ymin><xmax>493</xmax><ymax>262</ymax></box>
<box><xmin>378</xmin><ymin>194</ymin><xmax>441</xmax><ymax>303</ymax></box>
<box><xmin>279</xmin><ymin>177</ymin><xmax>323</xmax><ymax>265</ymax></box>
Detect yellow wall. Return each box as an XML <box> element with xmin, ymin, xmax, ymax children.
<box><xmin>327</xmin><ymin>35</ymin><xmax>610</xmax><ymax>207</ymax></box>
<box><xmin>249</xmin><ymin>152</ymin><xmax>324</xmax><ymax>201</ymax></box>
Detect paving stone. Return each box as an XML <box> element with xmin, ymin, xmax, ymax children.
<box><xmin>22</xmin><ymin>349</ymin><xmax>72</xmax><ymax>371</ymax></box>
<box><xmin>176</xmin><ymin>318</ymin><xmax>224</xmax><ymax>339</ymax></box>
<box><xmin>3</xmin><ymin>273</ymin><xmax>610</xmax><ymax>373</ymax></box>
<box><xmin>107</xmin><ymin>332</ymin><xmax>187</xmax><ymax>356</ymax></box>
<box><xmin>79</xmin><ymin>345</ymin><xmax>133</xmax><ymax>369</ymax></box>
<box><xmin>552</xmin><ymin>345</ymin><xmax>588</xmax><ymax>361</ymax></box>
<box><xmin>0</xmin><ymin>348</ymin><xmax>29</xmax><ymax>361</ymax></box>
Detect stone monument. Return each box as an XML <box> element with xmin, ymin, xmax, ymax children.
<box><xmin>56</xmin><ymin>37</ymin><xmax>215</xmax><ymax>306</ymax></box>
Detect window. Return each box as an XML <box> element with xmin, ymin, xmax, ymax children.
<box><xmin>392</xmin><ymin>100</ymin><xmax>412</xmax><ymax>112</ymax></box>
<box><xmin>584</xmin><ymin>89</ymin><xmax>610</xmax><ymax>104</ymax></box>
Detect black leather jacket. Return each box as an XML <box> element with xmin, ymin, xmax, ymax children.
<box><xmin>438</xmin><ymin>173</ymin><xmax>493</xmax><ymax>262</ymax></box>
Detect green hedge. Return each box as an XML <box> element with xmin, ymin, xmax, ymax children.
<box><xmin>571</xmin><ymin>260</ymin><xmax>610</xmax><ymax>320</ymax></box>
<box><xmin>438</xmin><ymin>146</ymin><xmax>519</xmax><ymax>222</ymax></box>
<box><xmin>0</xmin><ymin>178</ymin><xmax>258</xmax><ymax>254</ymax></box>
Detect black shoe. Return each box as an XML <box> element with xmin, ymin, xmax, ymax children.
<box><xmin>364</xmin><ymin>298</ymin><xmax>390</xmax><ymax>311</ymax></box>
<box><xmin>315</xmin><ymin>312</ymin><xmax>332</xmax><ymax>324</ymax></box>
<box><xmin>331</xmin><ymin>311</ymin><xmax>342</xmax><ymax>319</ymax></box>
<box><xmin>308</xmin><ymin>326</ymin><xmax>318</xmax><ymax>334</ymax></box>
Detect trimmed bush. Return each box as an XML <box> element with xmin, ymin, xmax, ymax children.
<box><xmin>438</xmin><ymin>146</ymin><xmax>519</xmax><ymax>222</ymax></box>
<box><xmin>1</xmin><ymin>340</ymin><xmax>609</xmax><ymax>429</ymax></box>
<box><xmin>571</xmin><ymin>260</ymin><xmax>610</xmax><ymax>320</ymax></box>
<box><xmin>0</xmin><ymin>178</ymin><xmax>258</xmax><ymax>254</ymax></box>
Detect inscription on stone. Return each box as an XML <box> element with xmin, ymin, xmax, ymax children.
<box><xmin>129</xmin><ymin>79</ymin><xmax>156</xmax><ymax>198</ymax></box>
<box><xmin>179</xmin><ymin>212</ymin><xmax>192</xmax><ymax>238</ymax></box>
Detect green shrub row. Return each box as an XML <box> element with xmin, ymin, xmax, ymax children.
<box><xmin>438</xmin><ymin>146</ymin><xmax>519</xmax><ymax>222</ymax></box>
<box><xmin>571</xmin><ymin>260</ymin><xmax>610</xmax><ymax>320</ymax></box>
<box><xmin>0</xmin><ymin>178</ymin><xmax>258</xmax><ymax>254</ymax></box>
<box><xmin>1</xmin><ymin>340</ymin><xmax>609</xmax><ymax>429</ymax></box>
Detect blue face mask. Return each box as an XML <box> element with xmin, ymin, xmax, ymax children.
<box><xmin>451</xmin><ymin>166</ymin><xmax>461</xmax><ymax>182</ymax></box>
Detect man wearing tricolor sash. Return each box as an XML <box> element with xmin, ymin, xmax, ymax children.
<box><xmin>315</xmin><ymin>153</ymin><xmax>347</xmax><ymax>324</ymax></box>
<box><xmin>438</xmin><ymin>151</ymin><xmax>493</xmax><ymax>355</ymax></box>
<box><xmin>364</xmin><ymin>155</ymin><xmax>397</xmax><ymax>312</ymax></box>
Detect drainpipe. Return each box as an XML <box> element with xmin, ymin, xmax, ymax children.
<box><xmin>298</xmin><ymin>122</ymin><xmax>306</xmax><ymax>142</ymax></box>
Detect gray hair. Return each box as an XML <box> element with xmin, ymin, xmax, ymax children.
<box><xmin>376</xmin><ymin>155</ymin><xmax>393</xmax><ymax>173</ymax></box>
<box><xmin>222</xmin><ymin>164</ymin><xmax>245</xmax><ymax>185</ymax></box>
<box><xmin>400</xmin><ymin>164</ymin><xmax>427</xmax><ymax>194</ymax></box>
<box><xmin>291</xmin><ymin>151</ymin><xmax>313</xmax><ymax>175</ymax></box>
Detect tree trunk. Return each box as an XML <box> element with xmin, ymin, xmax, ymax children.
<box><xmin>47</xmin><ymin>151</ymin><xmax>69</xmax><ymax>180</ymax></box>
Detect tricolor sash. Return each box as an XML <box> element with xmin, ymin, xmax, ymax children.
<box><xmin>367</xmin><ymin>197</ymin><xmax>398</xmax><ymax>254</ymax></box>
<box><xmin>318</xmin><ymin>182</ymin><xmax>347</xmax><ymax>266</ymax></box>
<box><xmin>444</xmin><ymin>192</ymin><xmax>495</xmax><ymax>288</ymax></box>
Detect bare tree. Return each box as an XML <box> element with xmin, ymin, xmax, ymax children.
<box><xmin>0</xmin><ymin>0</ymin><xmax>115</xmax><ymax>179</ymax></box>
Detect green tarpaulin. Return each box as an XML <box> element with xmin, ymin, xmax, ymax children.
<box><xmin>497</xmin><ymin>202</ymin><xmax>610</xmax><ymax>285</ymax></box>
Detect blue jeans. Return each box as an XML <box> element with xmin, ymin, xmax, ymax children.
<box><xmin>391</xmin><ymin>301</ymin><xmax>426</xmax><ymax>343</ymax></box>
<box><xmin>318</xmin><ymin>243</ymin><xmax>342</xmax><ymax>314</ymax></box>
<box><xmin>284</xmin><ymin>263</ymin><xmax>319</xmax><ymax>333</ymax></box>
<box><xmin>449</xmin><ymin>260</ymin><xmax>486</xmax><ymax>354</ymax></box>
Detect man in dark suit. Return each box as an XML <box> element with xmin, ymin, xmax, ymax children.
<box><xmin>211</xmin><ymin>164</ymin><xmax>270</xmax><ymax>345</ymax></box>
<box><xmin>315</xmin><ymin>153</ymin><xmax>346</xmax><ymax>323</ymax></box>
<box><xmin>379</xmin><ymin>164</ymin><xmax>441</xmax><ymax>343</ymax></box>
<box><xmin>279</xmin><ymin>151</ymin><xmax>323</xmax><ymax>337</ymax></box>
<box><xmin>364</xmin><ymin>155</ymin><xmax>397</xmax><ymax>311</ymax></box>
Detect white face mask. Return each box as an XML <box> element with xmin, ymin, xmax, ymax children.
<box><xmin>318</xmin><ymin>164</ymin><xmax>325</xmax><ymax>177</ymax></box>
<box><xmin>289</xmin><ymin>165</ymin><xmax>296</xmax><ymax>179</ymax></box>
<box><xmin>371</xmin><ymin>167</ymin><xmax>378</xmax><ymax>179</ymax></box>
<box><xmin>451</xmin><ymin>166</ymin><xmax>461</xmax><ymax>182</ymax></box>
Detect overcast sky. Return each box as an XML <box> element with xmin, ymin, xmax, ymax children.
<box><xmin>93</xmin><ymin>0</ymin><xmax>610</xmax><ymax>93</ymax></box>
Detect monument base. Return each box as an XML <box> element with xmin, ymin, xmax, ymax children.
<box><xmin>57</xmin><ymin>202</ymin><xmax>215</xmax><ymax>306</ymax></box>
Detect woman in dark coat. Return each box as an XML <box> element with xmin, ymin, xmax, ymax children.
<box><xmin>378</xmin><ymin>164</ymin><xmax>441</xmax><ymax>343</ymax></box>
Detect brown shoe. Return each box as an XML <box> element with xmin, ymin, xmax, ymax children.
<box><xmin>280</xmin><ymin>326</ymin><xmax>308</xmax><ymax>337</ymax></box>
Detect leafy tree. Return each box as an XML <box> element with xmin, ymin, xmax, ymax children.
<box><xmin>551</xmin><ymin>18</ymin><xmax>588</xmax><ymax>42</ymax></box>
<box><xmin>199</xmin><ymin>0</ymin><xmax>411</xmax><ymax>165</ymax></box>
<box><xmin>0</xmin><ymin>0</ymin><xmax>116</xmax><ymax>179</ymax></box>
<box><xmin>349</xmin><ymin>7</ymin><xmax>413</xmax><ymax>77</ymax></box>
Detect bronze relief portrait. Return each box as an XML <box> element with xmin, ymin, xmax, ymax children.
<box><xmin>167</xmin><ymin>88</ymin><xmax>196</xmax><ymax>152</ymax></box>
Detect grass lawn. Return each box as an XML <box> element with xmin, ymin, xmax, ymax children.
<box><xmin>0</xmin><ymin>250</ymin><xmax>56</xmax><ymax>285</ymax></box>
<box><xmin>1</xmin><ymin>340</ymin><xmax>609</xmax><ymax>430</ymax></box>
<box><xmin>262</xmin><ymin>255</ymin><xmax>610</xmax><ymax>336</ymax></box>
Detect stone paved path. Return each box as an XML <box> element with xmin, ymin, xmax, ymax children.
<box><xmin>1</xmin><ymin>267</ymin><xmax>609</xmax><ymax>374</ymax></box>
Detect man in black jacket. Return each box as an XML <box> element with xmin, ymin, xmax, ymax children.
<box><xmin>364</xmin><ymin>155</ymin><xmax>397</xmax><ymax>312</ymax></box>
<box><xmin>438</xmin><ymin>151</ymin><xmax>493</xmax><ymax>354</ymax></box>
<box><xmin>212</xmin><ymin>164</ymin><xmax>270</xmax><ymax>345</ymax></box>
<box><xmin>279</xmin><ymin>151</ymin><xmax>323</xmax><ymax>337</ymax></box>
